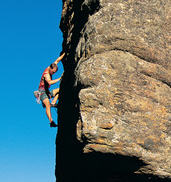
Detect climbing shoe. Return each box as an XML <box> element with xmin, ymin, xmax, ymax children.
<box><xmin>50</xmin><ymin>121</ymin><xmax>58</xmax><ymax>127</ymax></box>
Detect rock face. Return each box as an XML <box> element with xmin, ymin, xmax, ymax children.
<box><xmin>56</xmin><ymin>0</ymin><xmax>171</xmax><ymax>181</ymax></box>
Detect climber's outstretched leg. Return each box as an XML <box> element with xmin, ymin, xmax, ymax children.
<box><xmin>43</xmin><ymin>98</ymin><xmax>57</xmax><ymax>127</ymax></box>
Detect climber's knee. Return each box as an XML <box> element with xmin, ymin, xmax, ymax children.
<box><xmin>52</xmin><ymin>88</ymin><xmax>59</xmax><ymax>97</ymax></box>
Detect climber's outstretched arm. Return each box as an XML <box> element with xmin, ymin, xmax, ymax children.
<box><xmin>54</xmin><ymin>53</ymin><xmax>65</xmax><ymax>65</ymax></box>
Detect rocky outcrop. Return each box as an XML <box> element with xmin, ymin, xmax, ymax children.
<box><xmin>56</xmin><ymin>0</ymin><xmax>171</xmax><ymax>181</ymax></box>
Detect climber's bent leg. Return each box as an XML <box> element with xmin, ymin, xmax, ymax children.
<box><xmin>51</xmin><ymin>88</ymin><xmax>59</xmax><ymax>105</ymax></box>
<box><xmin>51</xmin><ymin>94</ymin><xmax>59</xmax><ymax>105</ymax></box>
<box><xmin>52</xmin><ymin>88</ymin><xmax>59</xmax><ymax>96</ymax></box>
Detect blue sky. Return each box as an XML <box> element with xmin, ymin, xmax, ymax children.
<box><xmin>0</xmin><ymin>0</ymin><xmax>63</xmax><ymax>181</ymax></box>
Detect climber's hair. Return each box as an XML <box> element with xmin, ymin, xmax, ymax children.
<box><xmin>50</xmin><ymin>63</ymin><xmax>58</xmax><ymax>71</ymax></box>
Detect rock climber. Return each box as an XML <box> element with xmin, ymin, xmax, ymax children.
<box><xmin>34</xmin><ymin>53</ymin><xmax>65</xmax><ymax>127</ymax></box>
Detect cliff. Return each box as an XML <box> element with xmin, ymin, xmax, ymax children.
<box><xmin>56</xmin><ymin>0</ymin><xmax>171</xmax><ymax>181</ymax></box>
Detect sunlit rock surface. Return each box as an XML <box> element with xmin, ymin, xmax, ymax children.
<box><xmin>56</xmin><ymin>0</ymin><xmax>171</xmax><ymax>181</ymax></box>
